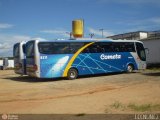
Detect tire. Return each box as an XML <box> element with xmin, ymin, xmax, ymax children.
<box><xmin>127</xmin><ymin>64</ymin><xmax>134</xmax><ymax>73</ymax></box>
<box><xmin>67</xmin><ymin>68</ymin><xmax>78</xmax><ymax>80</ymax></box>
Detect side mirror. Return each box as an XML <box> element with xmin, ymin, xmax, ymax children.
<box><xmin>145</xmin><ymin>48</ymin><xmax>149</xmax><ymax>54</ymax></box>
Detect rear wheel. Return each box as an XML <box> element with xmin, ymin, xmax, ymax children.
<box><xmin>67</xmin><ymin>68</ymin><xmax>78</xmax><ymax>80</ymax></box>
<box><xmin>127</xmin><ymin>64</ymin><xmax>134</xmax><ymax>73</ymax></box>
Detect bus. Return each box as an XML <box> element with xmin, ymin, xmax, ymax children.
<box><xmin>26</xmin><ymin>39</ymin><xmax>146</xmax><ymax>79</ymax></box>
<box><xmin>13</xmin><ymin>41</ymin><xmax>26</xmax><ymax>75</ymax></box>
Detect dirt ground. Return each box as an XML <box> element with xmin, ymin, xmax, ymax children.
<box><xmin>0</xmin><ymin>70</ymin><xmax>160</xmax><ymax>114</ymax></box>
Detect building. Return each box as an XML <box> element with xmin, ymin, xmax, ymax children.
<box><xmin>140</xmin><ymin>35</ymin><xmax>160</xmax><ymax>65</ymax></box>
<box><xmin>107</xmin><ymin>31</ymin><xmax>160</xmax><ymax>65</ymax></box>
<box><xmin>0</xmin><ymin>59</ymin><xmax>14</xmax><ymax>70</ymax></box>
<box><xmin>107</xmin><ymin>31</ymin><xmax>148</xmax><ymax>40</ymax></box>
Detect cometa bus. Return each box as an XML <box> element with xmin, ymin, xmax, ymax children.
<box><xmin>24</xmin><ymin>39</ymin><xmax>146</xmax><ymax>79</ymax></box>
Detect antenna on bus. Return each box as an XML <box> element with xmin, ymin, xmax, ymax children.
<box><xmin>89</xmin><ymin>33</ymin><xmax>94</xmax><ymax>38</ymax></box>
<box><xmin>66</xmin><ymin>32</ymin><xmax>73</xmax><ymax>39</ymax></box>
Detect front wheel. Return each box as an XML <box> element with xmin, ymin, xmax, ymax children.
<box><xmin>67</xmin><ymin>68</ymin><xmax>78</xmax><ymax>80</ymax></box>
<box><xmin>127</xmin><ymin>64</ymin><xmax>134</xmax><ymax>73</ymax></box>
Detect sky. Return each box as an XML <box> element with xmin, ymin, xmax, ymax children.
<box><xmin>0</xmin><ymin>0</ymin><xmax>160</xmax><ymax>57</ymax></box>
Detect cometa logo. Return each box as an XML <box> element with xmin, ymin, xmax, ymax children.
<box><xmin>100</xmin><ymin>54</ymin><xmax>121</xmax><ymax>60</ymax></box>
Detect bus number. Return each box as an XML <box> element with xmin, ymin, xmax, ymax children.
<box><xmin>40</xmin><ymin>56</ymin><xmax>48</xmax><ymax>60</ymax></box>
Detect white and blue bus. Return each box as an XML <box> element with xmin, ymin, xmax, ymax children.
<box><xmin>26</xmin><ymin>39</ymin><xmax>146</xmax><ymax>79</ymax></box>
<box><xmin>13</xmin><ymin>41</ymin><xmax>26</xmax><ymax>75</ymax></box>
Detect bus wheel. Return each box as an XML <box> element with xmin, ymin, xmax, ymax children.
<box><xmin>127</xmin><ymin>64</ymin><xmax>134</xmax><ymax>73</ymax></box>
<box><xmin>67</xmin><ymin>68</ymin><xmax>78</xmax><ymax>80</ymax></box>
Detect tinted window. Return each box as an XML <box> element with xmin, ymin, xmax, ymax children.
<box><xmin>26</xmin><ymin>42</ymin><xmax>34</xmax><ymax>57</ymax></box>
<box><xmin>99</xmin><ymin>42</ymin><xmax>114</xmax><ymax>52</ymax></box>
<box><xmin>70</xmin><ymin>42</ymin><xmax>84</xmax><ymax>53</ymax></box>
<box><xmin>54</xmin><ymin>43</ymin><xmax>70</xmax><ymax>54</ymax></box>
<box><xmin>82</xmin><ymin>43</ymin><xmax>102</xmax><ymax>53</ymax></box>
<box><xmin>13</xmin><ymin>44</ymin><xmax>19</xmax><ymax>58</ymax></box>
<box><xmin>23</xmin><ymin>44</ymin><xmax>26</xmax><ymax>54</ymax></box>
<box><xmin>39</xmin><ymin>43</ymin><xmax>55</xmax><ymax>54</ymax></box>
<box><xmin>136</xmin><ymin>42</ymin><xmax>146</xmax><ymax>61</ymax></box>
<box><xmin>38</xmin><ymin>42</ymin><xmax>85</xmax><ymax>54</ymax></box>
<box><xmin>120</xmin><ymin>42</ymin><xmax>135</xmax><ymax>52</ymax></box>
<box><xmin>82</xmin><ymin>42</ymin><xmax>135</xmax><ymax>53</ymax></box>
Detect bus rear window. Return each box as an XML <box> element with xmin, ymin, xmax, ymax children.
<box><xmin>13</xmin><ymin>44</ymin><xmax>19</xmax><ymax>58</ymax></box>
<box><xmin>22</xmin><ymin>44</ymin><xmax>26</xmax><ymax>54</ymax></box>
<box><xmin>26</xmin><ymin>42</ymin><xmax>34</xmax><ymax>57</ymax></box>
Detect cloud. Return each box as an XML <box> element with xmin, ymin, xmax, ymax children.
<box><xmin>0</xmin><ymin>34</ymin><xmax>46</xmax><ymax>57</ymax></box>
<box><xmin>31</xmin><ymin>37</ymin><xmax>46</xmax><ymax>40</ymax></box>
<box><xmin>0</xmin><ymin>34</ymin><xmax>31</xmax><ymax>57</ymax></box>
<box><xmin>149</xmin><ymin>17</ymin><xmax>160</xmax><ymax>24</ymax></box>
<box><xmin>114</xmin><ymin>17</ymin><xmax>160</xmax><ymax>33</ymax></box>
<box><xmin>0</xmin><ymin>23</ymin><xmax>14</xmax><ymax>29</ymax></box>
<box><xmin>0</xmin><ymin>43</ymin><xmax>11</xmax><ymax>49</ymax></box>
<box><xmin>88</xmin><ymin>27</ymin><xmax>113</xmax><ymax>37</ymax></box>
<box><xmin>40</xmin><ymin>29</ymin><xmax>70</xmax><ymax>37</ymax></box>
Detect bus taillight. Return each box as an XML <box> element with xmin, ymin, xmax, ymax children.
<box><xmin>33</xmin><ymin>64</ymin><xmax>38</xmax><ymax>71</ymax></box>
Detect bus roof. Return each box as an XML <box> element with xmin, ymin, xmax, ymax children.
<box><xmin>13</xmin><ymin>41</ymin><xmax>26</xmax><ymax>46</ymax></box>
<box><xmin>27</xmin><ymin>38</ymin><xmax>143</xmax><ymax>43</ymax></box>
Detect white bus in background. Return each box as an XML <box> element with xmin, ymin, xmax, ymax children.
<box><xmin>13</xmin><ymin>41</ymin><xmax>26</xmax><ymax>75</ymax></box>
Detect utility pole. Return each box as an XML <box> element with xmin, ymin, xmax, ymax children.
<box><xmin>99</xmin><ymin>29</ymin><xmax>104</xmax><ymax>38</ymax></box>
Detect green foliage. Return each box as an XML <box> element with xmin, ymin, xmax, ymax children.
<box><xmin>110</xmin><ymin>101</ymin><xmax>124</xmax><ymax>109</ymax></box>
<box><xmin>108</xmin><ymin>101</ymin><xmax>160</xmax><ymax>112</ymax></box>
<box><xmin>128</xmin><ymin>103</ymin><xmax>152</xmax><ymax>112</ymax></box>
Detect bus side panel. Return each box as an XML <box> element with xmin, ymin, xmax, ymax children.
<box><xmin>72</xmin><ymin>52</ymin><xmax>138</xmax><ymax>75</ymax></box>
<box><xmin>40</xmin><ymin>54</ymin><xmax>71</xmax><ymax>78</ymax></box>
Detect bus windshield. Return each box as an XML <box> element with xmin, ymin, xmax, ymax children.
<box><xmin>13</xmin><ymin>44</ymin><xmax>19</xmax><ymax>58</ymax></box>
<box><xmin>136</xmin><ymin>42</ymin><xmax>146</xmax><ymax>61</ymax></box>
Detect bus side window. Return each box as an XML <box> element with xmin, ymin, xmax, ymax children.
<box><xmin>113</xmin><ymin>43</ymin><xmax>122</xmax><ymax>52</ymax></box>
<box><xmin>88</xmin><ymin>44</ymin><xmax>102</xmax><ymax>53</ymax></box>
<box><xmin>101</xmin><ymin>48</ymin><xmax>105</xmax><ymax>53</ymax></box>
<box><xmin>120</xmin><ymin>44</ymin><xmax>127</xmax><ymax>52</ymax></box>
<box><xmin>83</xmin><ymin>48</ymin><xmax>90</xmax><ymax>53</ymax></box>
<box><xmin>92</xmin><ymin>48</ymin><xmax>98</xmax><ymax>53</ymax></box>
<box><xmin>115</xmin><ymin>47</ymin><xmax>120</xmax><ymax>52</ymax></box>
<box><xmin>70</xmin><ymin>42</ymin><xmax>84</xmax><ymax>53</ymax></box>
<box><xmin>59</xmin><ymin>45</ymin><xmax>70</xmax><ymax>54</ymax></box>
<box><xmin>96</xmin><ymin>45</ymin><xmax>102</xmax><ymax>53</ymax></box>
<box><xmin>101</xmin><ymin>43</ymin><xmax>113</xmax><ymax>52</ymax></box>
<box><xmin>125</xmin><ymin>43</ymin><xmax>135</xmax><ymax>52</ymax></box>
